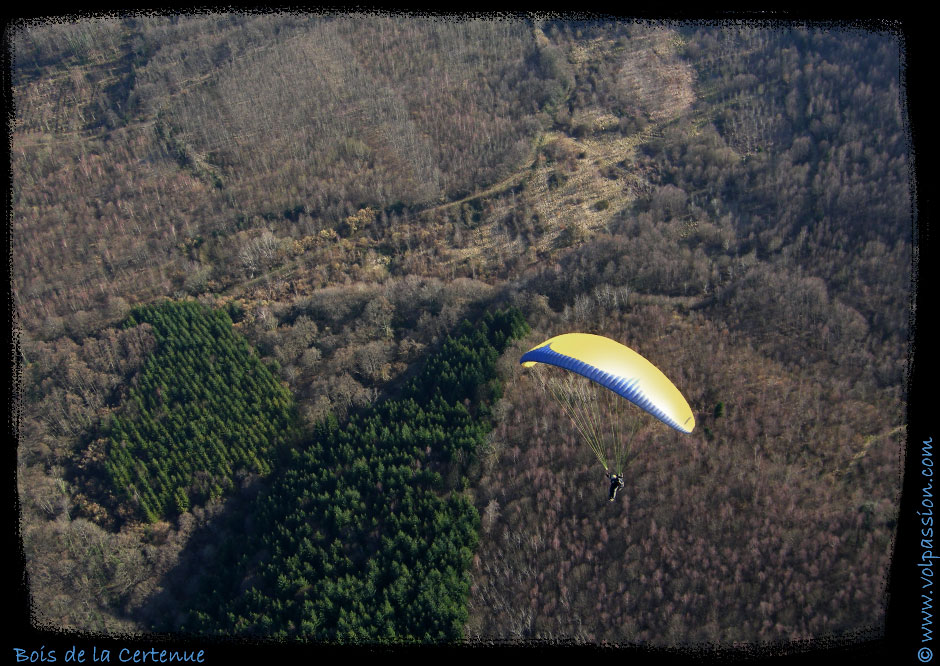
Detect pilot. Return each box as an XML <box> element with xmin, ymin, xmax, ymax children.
<box><xmin>606</xmin><ymin>470</ymin><xmax>625</xmax><ymax>502</ymax></box>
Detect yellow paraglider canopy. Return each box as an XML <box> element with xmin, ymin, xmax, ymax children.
<box><xmin>520</xmin><ymin>333</ymin><xmax>694</xmax><ymax>474</ymax></box>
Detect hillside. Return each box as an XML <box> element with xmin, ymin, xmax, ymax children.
<box><xmin>12</xmin><ymin>15</ymin><xmax>909</xmax><ymax>646</ymax></box>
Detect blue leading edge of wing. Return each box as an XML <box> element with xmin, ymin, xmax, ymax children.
<box><xmin>520</xmin><ymin>344</ymin><xmax>689</xmax><ymax>433</ymax></box>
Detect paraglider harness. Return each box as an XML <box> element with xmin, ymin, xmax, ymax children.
<box><xmin>606</xmin><ymin>470</ymin><xmax>625</xmax><ymax>502</ymax></box>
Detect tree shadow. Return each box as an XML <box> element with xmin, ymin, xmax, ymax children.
<box><xmin>133</xmin><ymin>473</ymin><xmax>270</xmax><ymax>635</ymax></box>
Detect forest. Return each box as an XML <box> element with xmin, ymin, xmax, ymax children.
<box><xmin>150</xmin><ymin>309</ymin><xmax>529</xmax><ymax>640</ymax></box>
<box><xmin>101</xmin><ymin>300</ymin><xmax>301</xmax><ymax>523</ymax></box>
<box><xmin>12</xmin><ymin>14</ymin><xmax>910</xmax><ymax>648</ymax></box>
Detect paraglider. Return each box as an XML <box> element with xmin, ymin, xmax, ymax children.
<box><xmin>519</xmin><ymin>333</ymin><xmax>694</xmax><ymax>501</ymax></box>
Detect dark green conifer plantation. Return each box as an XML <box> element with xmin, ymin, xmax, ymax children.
<box><xmin>104</xmin><ymin>300</ymin><xmax>301</xmax><ymax>522</ymax></box>
<box><xmin>180</xmin><ymin>308</ymin><xmax>528</xmax><ymax>642</ymax></box>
